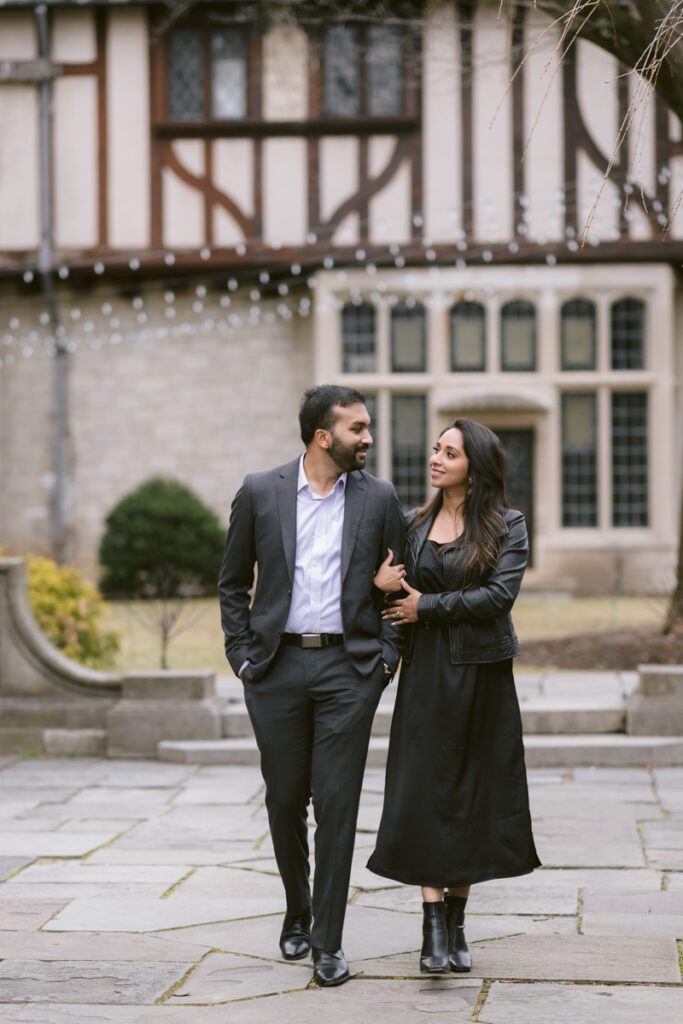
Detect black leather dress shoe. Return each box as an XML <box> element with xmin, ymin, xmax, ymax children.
<box><xmin>279</xmin><ymin>908</ymin><xmax>312</xmax><ymax>960</ymax></box>
<box><xmin>312</xmin><ymin>947</ymin><xmax>350</xmax><ymax>987</ymax></box>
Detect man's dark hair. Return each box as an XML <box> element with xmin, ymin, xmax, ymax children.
<box><xmin>299</xmin><ymin>385</ymin><xmax>366</xmax><ymax>445</ymax></box>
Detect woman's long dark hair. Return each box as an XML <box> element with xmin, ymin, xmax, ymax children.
<box><xmin>410</xmin><ymin>418</ymin><xmax>509</xmax><ymax>584</ymax></box>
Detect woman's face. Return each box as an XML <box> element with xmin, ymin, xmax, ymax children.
<box><xmin>429</xmin><ymin>427</ymin><xmax>470</xmax><ymax>492</ymax></box>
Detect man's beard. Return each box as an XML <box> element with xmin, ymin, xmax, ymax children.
<box><xmin>329</xmin><ymin>434</ymin><xmax>370</xmax><ymax>472</ymax></box>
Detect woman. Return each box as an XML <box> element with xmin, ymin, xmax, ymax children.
<box><xmin>367</xmin><ymin>418</ymin><xmax>540</xmax><ymax>974</ymax></box>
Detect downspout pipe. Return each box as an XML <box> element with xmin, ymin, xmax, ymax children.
<box><xmin>35</xmin><ymin>3</ymin><xmax>68</xmax><ymax>564</ymax></box>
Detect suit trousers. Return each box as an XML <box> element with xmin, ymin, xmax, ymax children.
<box><xmin>243</xmin><ymin>643</ymin><xmax>384</xmax><ymax>951</ymax></box>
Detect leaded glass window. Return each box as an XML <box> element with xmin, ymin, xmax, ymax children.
<box><xmin>392</xmin><ymin>394</ymin><xmax>426</xmax><ymax>508</ymax></box>
<box><xmin>450</xmin><ymin>301</ymin><xmax>485</xmax><ymax>372</ymax></box>
<box><xmin>391</xmin><ymin>301</ymin><xmax>426</xmax><ymax>372</ymax></box>
<box><xmin>212</xmin><ymin>30</ymin><xmax>247</xmax><ymax>119</ymax></box>
<box><xmin>612</xmin><ymin>392</ymin><xmax>648</xmax><ymax>526</ymax></box>
<box><xmin>561</xmin><ymin>393</ymin><xmax>597</xmax><ymax>526</ymax></box>
<box><xmin>367</xmin><ymin>27</ymin><xmax>403</xmax><ymax>116</ymax></box>
<box><xmin>501</xmin><ymin>300</ymin><xmax>536</xmax><ymax>371</ymax></box>
<box><xmin>561</xmin><ymin>299</ymin><xmax>596</xmax><ymax>370</ymax></box>
<box><xmin>611</xmin><ymin>298</ymin><xmax>645</xmax><ymax>370</ymax></box>
<box><xmin>342</xmin><ymin>302</ymin><xmax>376</xmax><ymax>372</ymax></box>
<box><xmin>167</xmin><ymin>27</ymin><xmax>247</xmax><ymax>122</ymax></box>
<box><xmin>323</xmin><ymin>23</ymin><xmax>404</xmax><ymax>117</ymax></box>
<box><xmin>324</xmin><ymin>26</ymin><xmax>360</xmax><ymax>117</ymax></box>
<box><xmin>168</xmin><ymin>30</ymin><xmax>204</xmax><ymax>121</ymax></box>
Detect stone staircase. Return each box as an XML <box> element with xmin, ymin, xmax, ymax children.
<box><xmin>2</xmin><ymin>556</ymin><xmax>682</xmax><ymax>766</ymax></box>
<box><xmin>156</xmin><ymin>671</ymin><xmax>683</xmax><ymax>768</ymax></box>
<box><xmin>0</xmin><ymin>697</ymin><xmax>111</xmax><ymax>755</ymax></box>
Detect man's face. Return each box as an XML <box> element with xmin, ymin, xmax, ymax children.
<box><xmin>326</xmin><ymin>403</ymin><xmax>373</xmax><ymax>472</ymax></box>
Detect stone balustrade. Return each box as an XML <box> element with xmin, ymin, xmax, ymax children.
<box><xmin>0</xmin><ymin>558</ymin><xmax>222</xmax><ymax>757</ymax></box>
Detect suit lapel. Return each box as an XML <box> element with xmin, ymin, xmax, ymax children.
<box><xmin>341</xmin><ymin>471</ymin><xmax>368</xmax><ymax>581</ymax></box>
<box><xmin>276</xmin><ymin>458</ymin><xmax>299</xmax><ymax>582</ymax></box>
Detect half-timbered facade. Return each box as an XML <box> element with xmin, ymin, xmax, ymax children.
<box><xmin>0</xmin><ymin>0</ymin><xmax>681</xmax><ymax>593</ymax></box>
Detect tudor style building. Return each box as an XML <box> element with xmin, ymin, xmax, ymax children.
<box><xmin>0</xmin><ymin>0</ymin><xmax>681</xmax><ymax>593</ymax></box>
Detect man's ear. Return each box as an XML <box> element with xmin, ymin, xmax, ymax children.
<box><xmin>315</xmin><ymin>427</ymin><xmax>331</xmax><ymax>450</ymax></box>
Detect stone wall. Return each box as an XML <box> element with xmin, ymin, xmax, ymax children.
<box><xmin>0</xmin><ymin>286</ymin><xmax>312</xmax><ymax>579</ymax></box>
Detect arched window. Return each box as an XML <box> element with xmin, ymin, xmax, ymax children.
<box><xmin>611</xmin><ymin>298</ymin><xmax>645</xmax><ymax>370</ymax></box>
<box><xmin>561</xmin><ymin>299</ymin><xmax>596</xmax><ymax>370</ymax></box>
<box><xmin>501</xmin><ymin>300</ymin><xmax>536</xmax><ymax>371</ymax></box>
<box><xmin>450</xmin><ymin>301</ymin><xmax>486</xmax><ymax>372</ymax></box>
<box><xmin>341</xmin><ymin>302</ymin><xmax>376</xmax><ymax>372</ymax></box>
<box><xmin>391</xmin><ymin>300</ymin><xmax>426</xmax><ymax>372</ymax></box>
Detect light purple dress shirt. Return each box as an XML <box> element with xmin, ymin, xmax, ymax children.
<box><xmin>239</xmin><ymin>456</ymin><xmax>347</xmax><ymax>677</ymax></box>
<box><xmin>284</xmin><ymin>454</ymin><xmax>347</xmax><ymax>634</ymax></box>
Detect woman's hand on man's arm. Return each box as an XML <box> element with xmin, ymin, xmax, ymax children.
<box><xmin>382</xmin><ymin>578</ymin><xmax>422</xmax><ymax>624</ymax></box>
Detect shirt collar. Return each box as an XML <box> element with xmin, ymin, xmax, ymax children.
<box><xmin>298</xmin><ymin>453</ymin><xmax>347</xmax><ymax>496</ymax></box>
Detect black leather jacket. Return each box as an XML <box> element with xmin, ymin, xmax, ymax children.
<box><xmin>401</xmin><ymin>507</ymin><xmax>528</xmax><ymax>665</ymax></box>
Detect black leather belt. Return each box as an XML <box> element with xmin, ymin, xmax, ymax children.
<box><xmin>282</xmin><ymin>633</ymin><xmax>344</xmax><ymax>649</ymax></box>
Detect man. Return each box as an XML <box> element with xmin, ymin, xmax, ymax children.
<box><xmin>218</xmin><ymin>385</ymin><xmax>405</xmax><ymax>987</ymax></box>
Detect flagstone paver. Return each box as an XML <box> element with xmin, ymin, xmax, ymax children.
<box><xmin>0</xmin><ymin>832</ymin><xmax>121</xmax><ymax>857</ymax></box>
<box><xmin>44</xmin><ymin>897</ymin><xmax>285</xmax><ymax>932</ymax></box>
<box><xmin>0</xmin><ymin>931</ymin><xmax>209</xmax><ymax>962</ymax></box>
<box><xmin>0</xmin><ymin>900</ymin><xmax>68</xmax><ymax>931</ymax></box>
<box><xmin>0</xmin><ymin>960</ymin><xmax>189</xmax><ymax>1004</ymax></box>
<box><xmin>166</xmin><ymin>865</ymin><xmax>293</xmax><ymax>900</ymax></box>
<box><xmin>166</xmin><ymin>952</ymin><xmax>310</xmax><ymax>1003</ymax></box>
<box><xmin>0</xmin><ymin>741</ymin><xmax>680</xmax><ymax>1021</ymax></box>
<box><xmin>0</xmin><ymin>858</ymin><xmax>33</xmax><ymax>882</ymax></box>
<box><xmin>358</xmin><ymin>933</ymin><xmax>680</xmax><ymax>983</ymax></box>
<box><xmin>479</xmin><ymin>982</ymin><xmax>683</xmax><ymax>1024</ymax></box>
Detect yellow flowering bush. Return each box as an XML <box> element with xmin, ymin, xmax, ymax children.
<box><xmin>25</xmin><ymin>556</ymin><xmax>120</xmax><ymax>669</ymax></box>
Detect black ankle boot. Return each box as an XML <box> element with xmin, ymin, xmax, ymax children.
<box><xmin>419</xmin><ymin>901</ymin><xmax>449</xmax><ymax>973</ymax></box>
<box><xmin>444</xmin><ymin>894</ymin><xmax>472</xmax><ymax>972</ymax></box>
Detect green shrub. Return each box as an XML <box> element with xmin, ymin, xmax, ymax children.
<box><xmin>99</xmin><ymin>477</ymin><xmax>224</xmax><ymax>600</ymax></box>
<box><xmin>26</xmin><ymin>557</ymin><xmax>120</xmax><ymax>669</ymax></box>
<box><xmin>98</xmin><ymin>478</ymin><xmax>225</xmax><ymax>668</ymax></box>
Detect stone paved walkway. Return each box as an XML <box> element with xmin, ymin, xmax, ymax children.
<box><xmin>0</xmin><ymin>754</ymin><xmax>681</xmax><ymax>1022</ymax></box>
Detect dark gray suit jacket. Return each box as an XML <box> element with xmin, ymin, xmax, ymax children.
<box><xmin>218</xmin><ymin>457</ymin><xmax>406</xmax><ymax>683</ymax></box>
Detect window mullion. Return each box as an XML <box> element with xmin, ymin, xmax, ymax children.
<box><xmin>204</xmin><ymin>28</ymin><xmax>212</xmax><ymax>120</ymax></box>
<box><xmin>359</xmin><ymin>25</ymin><xmax>367</xmax><ymax>116</ymax></box>
<box><xmin>597</xmin><ymin>385</ymin><xmax>610</xmax><ymax>532</ymax></box>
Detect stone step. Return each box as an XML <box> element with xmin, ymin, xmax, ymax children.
<box><xmin>0</xmin><ymin>727</ymin><xmax>46</xmax><ymax>755</ymax></box>
<box><xmin>158</xmin><ymin>733</ymin><xmax>683</xmax><ymax>767</ymax></box>
<box><xmin>0</xmin><ymin>727</ymin><xmax>107</xmax><ymax>756</ymax></box>
<box><xmin>0</xmin><ymin>697</ymin><xmax>111</xmax><ymax>729</ymax></box>
<box><xmin>221</xmin><ymin>702</ymin><xmax>626</xmax><ymax>738</ymax></box>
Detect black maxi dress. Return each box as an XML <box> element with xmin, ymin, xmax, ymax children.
<box><xmin>367</xmin><ymin>539</ymin><xmax>541</xmax><ymax>887</ymax></box>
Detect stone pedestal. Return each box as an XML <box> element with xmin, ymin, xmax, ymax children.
<box><xmin>627</xmin><ymin>665</ymin><xmax>683</xmax><ymax>736</ymax></box>
<box><xmin>106</xmin><ymin>672</ymin><xmax>223</xmax><ymax>757</ymax></box>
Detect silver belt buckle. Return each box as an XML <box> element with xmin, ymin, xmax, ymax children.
<box><xmin>301</xmin><ymin>633</ymin><xmax>322</xmax><ymax>649</ymax></box>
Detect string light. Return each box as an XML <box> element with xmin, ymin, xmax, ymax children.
<box><xmin>0</xmin><ymin>168</ymin><xmax>673</xmax><ymax>369</ymax></box>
